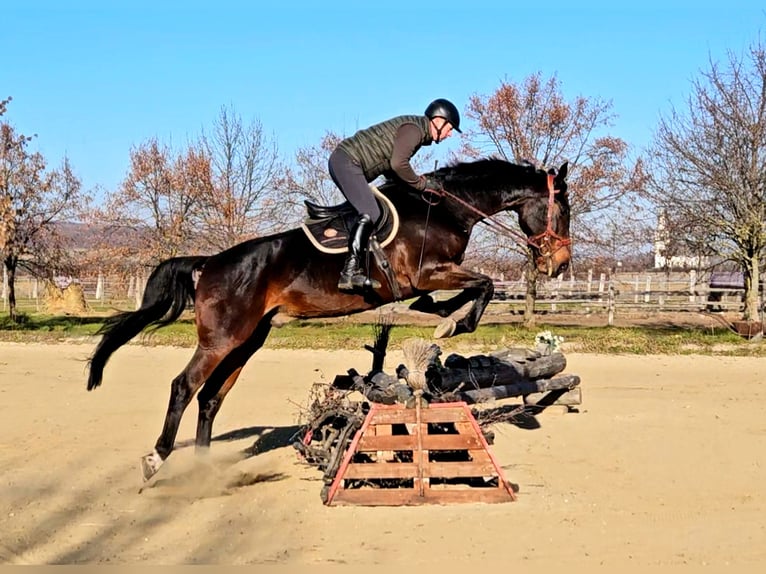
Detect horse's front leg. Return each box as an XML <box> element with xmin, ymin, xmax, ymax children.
<box><xmin>409</xmin><ymin>265</ymin><xmax>495</xmax><ymax>338</ymax></box>
<box><xmin>409</xmin><ymin>289</ymin><xmax>477</xmax><ymax>318</ymax></box>
<box><xmin>440</xmin><ymin>277</ymin><xmax>494</xmax><ymax>337</ymax></box>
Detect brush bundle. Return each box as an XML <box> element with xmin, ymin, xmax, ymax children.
<box><xmin>401</xmin><ymin>338</ymin><xmax>440</xmax><ymax>395</ymax></box>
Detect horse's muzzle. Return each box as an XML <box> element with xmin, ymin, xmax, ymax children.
<box><xmin>536</xmin><ymin>241</ymin><xmax>571</xmax><ymax>277</ymax></box>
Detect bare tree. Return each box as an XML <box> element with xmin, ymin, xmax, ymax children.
<box><xmin>463</xmin><ymin>73</ymin><xmax>645</xmax><ymax>325</ymax></box>
<box><xmin>646</xmin><ymin>37</ymin><xmax>766</xmax><ymax>322</ymax></box>
<box><xmin>196</xmin><ymin>105</ymin><xmax>283</xmax><ymax>250</ymax></box>
<box><xmin>0</xmin><ymin>97</ymin><xmax>14</xmax><ymax>251</ymax></box>
<box><xmin>105</xmin><ymin>138</ymin><xmax>208</xmax><ymax>262</ymax></box>
<box><xmin>284</xmin><ymin>131</ymin><xmax>344</xmax><ymax>219</ymax></box>
<box><xmin>1</xmin><ymin>100</ymin><xmax>85</xmax><ymax>321</ymax></box>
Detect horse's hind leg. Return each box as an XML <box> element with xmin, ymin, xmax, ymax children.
<box><xmin>194</xmin><ymin>311</ymin><xmax>276</xmax><ymax>451</ymax></box>
<box><xmin>194</xmin><ymin>366</ymin><xmax>245</xmax><ymax>451</ymax></box>
<box><xmin>141</xmin><ymin>345</ymin><xmax>230</xmax><ymax>481</ymax></box>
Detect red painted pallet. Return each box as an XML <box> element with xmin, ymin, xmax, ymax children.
<box><xmin>325</xmin><ymin>401</ymin><xmax>517</xmax><ymax>506</ymax></box>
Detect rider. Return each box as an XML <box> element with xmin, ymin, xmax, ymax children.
<box><xmin>329</xmin><ymin>98</ymin><xmax>462</xmax><ymax>292</ymax></box>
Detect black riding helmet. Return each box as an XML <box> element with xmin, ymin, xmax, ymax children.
<box><xmin>424</xmin><ymin>98</ymin><xmax>462</xmax><ymax>133</ymax></box>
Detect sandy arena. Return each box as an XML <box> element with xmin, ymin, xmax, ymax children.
<box><xmin>0</xmin><ymin>342</ymin><xmax>764</xmax><ymax>566</ymax></box>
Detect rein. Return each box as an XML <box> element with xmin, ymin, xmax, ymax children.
<box><xmin>423</xmin><ymin>173</ymin><xmax>570</xmax><ymax>253</ymax></box>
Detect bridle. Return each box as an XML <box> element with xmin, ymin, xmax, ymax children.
<box><xmin>526</xmin><ymin>173</ymin><xmax>572</xmax><ymax>259</ymax></box>
<box><xmin>421</xmin><ymin>172</ymin><xmax>571</xmax><ymax>266</ymax></box>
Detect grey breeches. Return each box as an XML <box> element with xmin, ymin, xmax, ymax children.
<box><xmin>328</xmin><ymin>148</ymin><xmax>381</xmax><ymax>224</ymax></box>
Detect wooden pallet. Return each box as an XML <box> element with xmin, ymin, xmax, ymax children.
<box><xmin>325</xmin><ymin>401</ymin><xmax>517</xmax><ymax>506</ymax></box>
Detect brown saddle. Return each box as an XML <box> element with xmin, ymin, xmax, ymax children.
<box><xmin>300</xmin><ymin>186</ymin><xmax>399</xmax><ymax>254</ymax></box>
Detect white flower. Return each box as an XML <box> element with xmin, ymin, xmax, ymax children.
<box><xmin>535</xmin><ymin>330</ymin><xmax>564</xmax><ymax>353</ymax></box>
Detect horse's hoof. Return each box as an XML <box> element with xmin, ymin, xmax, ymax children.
<box><xmin>434</xmin><ymin>318</ymin><xmax>457</xmax><ymax>339</ymax></box>
<box><xmin>140</xmin><ymin>449</ymin><xmax>164</xmax><ymax>482</ymax></box>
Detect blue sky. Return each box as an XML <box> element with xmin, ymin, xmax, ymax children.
<box><xmin>2</xmin><ymin>1</ymin><xmax>764</xmax><ymax>195</ymax></box>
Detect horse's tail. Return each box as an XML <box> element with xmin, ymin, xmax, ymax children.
<box><xmin>86</xmin><ymin>255</ymin><xmax>208</xmax><ymax>391</ymax></box>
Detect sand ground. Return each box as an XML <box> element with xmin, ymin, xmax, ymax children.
<box><xmin>0</xmin><ymin>342</ymin><xmax>764</xmax><ymax>566</ymax></box>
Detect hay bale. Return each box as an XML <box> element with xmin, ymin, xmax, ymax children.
<box><xmin>43</xmin><ymin>280</ymin><xmax>89</xmax><ymax>314</ymax></box>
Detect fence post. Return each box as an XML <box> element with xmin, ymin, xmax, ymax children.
<box><xmin>587</xmin><ymin>269</ymin><xmax>593</xmax><ymax>295</ymax></box>
<box><xmin>568</xmin><ymin>272</ymin><xmax>575</xmax><ymax>297</ymax></box>
<box><xmin>96</xmin><ymin>271</ymin><xmax>104</xmax><ymax>302</ymax></box>
<box><xmin>598</xmin><ymin>273</ymin><xmax>606</xmax><ymax>302</ymax></box>
<box><xmin>644</xmin><ymin>275</ymin><xmax>652</xmax><ymax>303</ymax></box>
<box><xmin>607</xmin><ymin>275</ymin><xmax>615</xmax><ymax>326</ymax></box>
<box><xmin>134</xmin><ymin>274</ymin><xmax>145</xmax><ymax>310</ymax></box>
<box><xmin>551</xmin><ymin>275</ymin><xmax>563</xmax><ymax>311</ymax></box>
<box><xmin>689</xmin><ymin>270</ymin><xmax>697</xmax><ymax>303</ymax></box>
<box><xmin>634</xmin><ymin>275</ymin><xmax>640</xmax><ymax>304</ymax></box>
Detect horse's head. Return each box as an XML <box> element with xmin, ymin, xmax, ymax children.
<box><xmin>400</xmin><ymin>157</ymin><xmax>572</xmax><ymax>277</ymax></box>
<box><xmin>517</xmin><ymin>162</ymin><xmax>572</xmax><ymax>277</ymax></box>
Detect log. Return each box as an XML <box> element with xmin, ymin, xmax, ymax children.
<box><xmin>453</xmin><ymin>374</ymin><xmax>580</xmax><ymax>404</ymax></box>
<box><xmin>357</xmin><ymin>382</ymin><xmax>412</xmax><ymax>405</ymax></box>
<box><xmin>332</xmin><ymin>370</ymin><xmax>398</xmax><ymax>391</ymax></box>
<box><xmin>433</xmin><ymin>353</ymin><xmax>567</xmax><ymax>392</ymax></box>
<box><xmin>523</xmin><ymin>386</ymin><xmax>582</xmax><ymax>407</ymax></box>
<box><xmin>337</xmin><ymin>370</ymin><xmax>412</xmax><ymax>405</ymax></box>
<box><xmin>332</xmin><ymin>346</ymin><xmax>578</xmax><ymax>408</ymax></box>
<box><xmin>445</xmin><ymin>347</ymin><xmax>562</xmax><ymax>368</ymax></box>
<box><xmin>489</xmin><ymin>347</ymin><xmax>542</xmax><ymax>362</ymax></box>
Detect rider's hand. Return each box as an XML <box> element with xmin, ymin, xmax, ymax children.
<box><xmin>422</xmin><ymin>176</ymin><xmax>444</xmax><ymax>193</ymax></box>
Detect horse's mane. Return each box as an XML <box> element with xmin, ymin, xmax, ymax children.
<box><xmin>381</xmin><ymin>157</ymin><xmax>547</xmax><ymax>188</ymax></box>
<box><xmin>433</xmin><ymin>157</ymin><xmax>543</xmax><ymax>185</ymax></box>
<box><xmin>378</xmin><ymin>156</ymin><xmax>569</xmax><ymax>211</ymax></box>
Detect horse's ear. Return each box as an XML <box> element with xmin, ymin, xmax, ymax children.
<box><xmin>556</xmin><ymin>162</ymin><xmax>569</xmax><ymax>182</ymax></box>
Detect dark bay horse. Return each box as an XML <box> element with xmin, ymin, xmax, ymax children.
<box><xmin>87</xmin><ymin>158</ymin><xmax>572</xmax><ymax>480</ymax></box>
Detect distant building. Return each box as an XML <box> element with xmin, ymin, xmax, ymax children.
<box><xmin>653</xmin><ymin>212</ymin><xmax>710</xmax><ymax>269</ymax></box>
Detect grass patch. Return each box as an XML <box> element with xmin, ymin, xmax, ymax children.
<box><xmin>0</xmin><ymin>311</ymin><xmax>761</xmax><ymax>356</ymax></box>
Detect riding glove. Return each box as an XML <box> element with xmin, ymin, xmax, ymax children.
<box><xmin>422</xmin><ymin>176</ymin><xmax>444</xmax><ymax>193</ymax></box>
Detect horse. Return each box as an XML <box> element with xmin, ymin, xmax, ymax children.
<box><xmin>86</xmin><ymin>157</ymin><xmax>572</xmax><ymax>481</ymax></box>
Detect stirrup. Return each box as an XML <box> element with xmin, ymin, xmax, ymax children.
<box><xmin>357</xmin><ymin>275</ymin><xmax>381</xmax><ymax>290</ymax></box>
<box><xmin>338</xmin><ymin>273</ymin><xmax>355</xmax><ymax>291</ymax></box>
<box><xmin>338</xmin><ymin>272</ymin><xmax>381</xmax><ymax>292</ymax></box>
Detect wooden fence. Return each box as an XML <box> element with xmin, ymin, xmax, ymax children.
<box><xmin>487</xmin><ymin>270</ymin><xmax>762</xmax><ymax>324</ymax></box>
<box><xmin>2</xmin><ymin>269</ymin><xmax>762</xmax><ymax>323</ymax></box>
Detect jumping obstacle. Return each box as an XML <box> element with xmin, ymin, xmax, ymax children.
<box><xmin>294</xmin><ymin>326</ymin><xmax>580</xmax><ymax>505</ymax></box>
<box><xmin>324</xmin><ymin>401</ymin><xmax>517</xmax><ymax>506</ymax></box>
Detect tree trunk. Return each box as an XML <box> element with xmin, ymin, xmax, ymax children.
<box><xmin>4</xmin><ymin>257</ymin><xmax>18</xmax><ymax>322</ymax></box>
<box><xmin>743</xmin><ymin>251</ymin><xmax>761</xmax><ymax>322</ymax></box>
<box><xmin>523</xmin><ymin>251</ymin><xmax>538</xmax><ymax>328</ymax></box>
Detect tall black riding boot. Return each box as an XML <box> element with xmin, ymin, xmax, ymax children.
<box><xmin>338</xmin><ymin>214</ymin><xmax>381</xmax><ymax>292</ymax></box>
